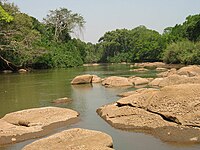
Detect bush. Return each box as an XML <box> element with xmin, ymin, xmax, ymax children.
<box><xmin>163</xmin><ymin>40</ymin><xmax>200</xmax><ymax>64</ymax></box>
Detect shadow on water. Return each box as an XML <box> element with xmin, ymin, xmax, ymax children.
<box><xmin>0</xmin><ymin>64</ymin><xmax>200</xmax><ymax>150</ymax></box>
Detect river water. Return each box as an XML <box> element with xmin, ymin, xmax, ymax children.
<box><xmin>0</xmin><ymin>64</ymin><xmax>200</xmax><ymax>150</ymax></box>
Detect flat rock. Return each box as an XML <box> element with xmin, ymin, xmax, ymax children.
<box><xmin>0</xmin><ymin>107</ymin><xmax>79</xmax><ymax>145</ymax></box>
<box><xmin>102</xmin><ymin>76</ymin><xmax>133</xmax><ymax>88</ymax></box>
<box><xmin>130</xmin><ymin>68</ymin><xmax>148</xmax><ymax>72</ymax></box>
<box><xmin>71</xmin><ymin>74</ymin><xmax>93</xmax><ymax>85</ymax></box>
<box><xmin>23</xmin><ymin>128</ymin><xmax>113</xmax><ymax>150</ymax></box>
<box><xmin>52</xmin><ymin>97</ymin><xmax>72</xmax><ymax>104</ymax></box>
<box><xmin>156</xmin><ymin>67</ymin><xmax>167</xmax><ymax>71</ymax></box>
<box><xmin>97</xmin><ymin>84</ymin><xmax>200</xmax><ymax>143</ymax></box>
<box><xmin>134</xmin><ymin>62</ymin><xmax>166</xmax><ymax>68</ymax></box>
<box><xmin>118</xmin><ymin>88</ymin><xmax>158</xmax><ymax>97</ymax></box>
<box><xmin>149</xmin><ymin>75</ymin><xmax>200</xmax><ymax>87</ymax></box>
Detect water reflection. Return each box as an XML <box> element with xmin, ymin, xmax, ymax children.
<box><xmin>0</xmin><ymin>65</ymin><xmax>200</xmax><ymax>150</ymax></box>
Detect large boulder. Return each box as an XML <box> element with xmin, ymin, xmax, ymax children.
<box><xmin>0</xmin><ymin>107</ymin><xmax>79</xmax><ymax>145</ymax></box>
<box><xmin>128</xmin><ymin>76</ymin><xmax>149</xmax><ymax>86</ymax></box>
<box><xmin>97</xmin><ymin>84</ymin><xmax>200</xmax><ymax>143</ymax></box>
<box><xmin>149</xmin><ymin>75</ymin><xmax>200</xmax><ymax>87</ymax></box>
<box><xmin>92</xmin><ymin>75</ymin><xmax>102</xmax><ymax>83</ymax></box>
<box><xmin>23</xmin><ymin>128</ymin><xmax>113</xmax><ymax>150</ymax></box>
<box><xmin>71</xmin><ymin>74</ymin><xmax>93</xmax><ymax>85</ymax></box>
<box><xmin>102</xmin><ymin>76</ymin><xmax>133</xmax><ymax>88</ymax></box>
<box><xmin>177</xmin><ymin>65</ymin><xmax>200</xmax><ymax>77</ymax></box>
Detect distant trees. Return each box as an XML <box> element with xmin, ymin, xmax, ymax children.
<box><xmin>162</xmin><ymin>14</ymin><xmax>200</xmax><ymax>64</ymax></box>
<box><xmin>98</xmin><ymin>26</ymin><xmax>165</xmax><ymax>63</ymax></box>
<box><xmin>43</xmin><ymin>8</ymin><xmax>85</xmax><ymax>42</ymax></box>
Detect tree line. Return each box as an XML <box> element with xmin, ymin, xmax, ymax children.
<box><xmin>1</xmin><ymin>1</ymin><xmax>200</xmax><ymax>71</ymax></box>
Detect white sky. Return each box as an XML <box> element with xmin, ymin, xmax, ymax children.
<box><xmin>7</xmin><ymin>0</ymin><xmax>200</xmax><ymax>43</ymax></box>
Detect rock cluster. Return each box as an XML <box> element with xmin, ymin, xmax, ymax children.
<box><xmin>0</xmin><ymin>107</ymin><xmax>79</xmax><ymax>145</ymax></box>
<box><xmin>97</xmin><ymin>84</ymin><xmax>200</xmax><ymax>143</ymax></box>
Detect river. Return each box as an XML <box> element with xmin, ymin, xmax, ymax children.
<box><xmin>0</xmin><ymin>64</ymin><xmax>200</xmax><ymax>150</ymax></box>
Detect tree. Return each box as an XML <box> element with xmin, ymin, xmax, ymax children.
<box><xmin>0</xmin><ymin>5</ymin><xmax>13</xmax><ymax>22</ymax></box>
<box><xmin>43</xmin><ymin>8</ymin><xmax>85</xmax><ymax>42</ymax></box>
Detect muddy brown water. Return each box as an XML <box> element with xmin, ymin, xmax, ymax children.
<box><xmin>0</xmin><ymin>64</ymin><xmax>200</xmax><ymax>150</ymax></box>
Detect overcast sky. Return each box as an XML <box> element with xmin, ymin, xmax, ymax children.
<box><xmin>7</xmin><ymin>0</ymin><xmax>200</xmax><ymax>43</ymax></box>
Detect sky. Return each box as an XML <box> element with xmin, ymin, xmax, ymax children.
<box><xmin>7</xmin><ymin>0</ymin><xmax>200</xmax><ymax>43</ymax></box>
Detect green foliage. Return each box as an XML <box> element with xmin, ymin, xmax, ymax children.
<box><xmin>163</xmin><ymin>40</ymin><xmax>200</xmax><ymax>64</ymax></box>
<box><xmin>0</xmin><ymin>5</ymin><xmax>13</xmax><ymax>22</ymax></box>
<box><xmin>98</xmin><ymin>26</ymin><xmax>165</xmax><ymax>63</ymax></box>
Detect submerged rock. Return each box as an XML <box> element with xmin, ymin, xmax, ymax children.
<box><xmin>71</xmin><ymin>74</ymin><xmax>93</xmax><ymax>85</ymax></box>
<box><xmin>130</xmin><ymin>68</ymin><xmax>148</xmax><ymax>72</ymax></box>
<box><xmin>52</xmin><ymin>97</ymin><xmax>72</xmax><ymax>104</ymax></box>
<box><xmin>0</xmin><ymin>107</ymin><xmax>79</xmax><ymax>145</ymax></box>
<box><xmin>23</xmin><ymin>128</ymin><xmax>113</xmax><ymax>150</ymax></box>
<box><xmin>97</xmin><ymin>84</ymin><xmax>200</xmax><ymax>143</ymax></box>
<box><xmin>102</xmin><ymin>76</ymin><xmax>133</xmax><ymax>88</ymax></box>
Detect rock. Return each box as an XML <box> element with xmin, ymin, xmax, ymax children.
<box><xmin>2</xmin><ymin>70</ymin><xmax>13</xmax><ymax>73</ymax></box>
<box><xmin>18</xmin><ymin>69</ymin><xmax>27</xmax><ymax>73</ymax></box>
<box><xmin>177</xmin><ymin>65</ymin><xmax>200</xmax><ymax>77</ymax></box>
<box><xmin>156</xmin><ymin>67</ymin><xmax>167</xmax><ymax>71</ymax></box>
<box><xmin>52</xmin><ymin>97</ymin><xmax>72</xmax><ymax>104</ymax></box>
<box><xmin>149</xmin><ymin>78</ymin><xmax>164</xmax><ymax>87</ymax></box>
<box><xmin>130</xmin><ymin>68</ymin><xmax>148</xmax><ymax>72</ymax></box>
<box><xmin>71</xmin><ymin>74</ymin><xmax>93</xmax><ymax>85</ymax></box>
<box><xmin>149</xmin><ymin>75</ymin><xmax>200</xmax><ymax>87</ymax></box>
<box><xmin>157</xmin><ymin>68</ymin><xmax>177</xmax><ymax>77</ymax></box>
<box><xmin>102</xmin><ymin>76</ymin><xmax>133</xmax><ymax>88</ymax></box>
<box><xmin>92</xmin><ymin>75</ymin><xmax>102</xmax><ymax>83</ymax></box>
<box><xmin>0</xmin><ymin>107</ymin><xmax>79</xmax><ymax>145</ymax></box>
<box><xmin>97</xmin><ymin>84</ymin><xmax>200</xmax><ymax>143</ymax></box>
<box><xmin>23</xmin><ymin>128</ymin><xmax>113</xmax><ymax>150</ymax></box>
<box><xmin>128</xmin><ymin>76</ymin><xmax>149</xmax><ymax>86</ymax></box>
<box><xmin>118</xmin><ymin>88</ymin><xmax>158</xmax><ymax>97</ymax></box>
<box><xmin>134</xmin><ymin>62</ymin><xmax>166</xmax><ymax>68</ymax></box>
<box><xmin>83</xmin><ymin>63</ymin><xmax>100</xmax><ymax>67</ymax></box>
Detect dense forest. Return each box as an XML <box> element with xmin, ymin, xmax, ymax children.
<box><xmin>1</xmin><ymin>1</ymin><xmax>200</xmax><ymax>71</ymax></box>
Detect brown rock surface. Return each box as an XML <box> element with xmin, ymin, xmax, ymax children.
<box><xmin>149</xmin><ymin>75</ymin><xmax>200</xmax><ymax>87</ymax></box>
<box><xmin>71</xmin><ymin>74</ymin><xmax>93</xmax><ymax>85</ymax></box>
<box><xmin>0</xmin><ymin>107</ymin><xmax>79</xmax><ymax>145</ymax></box>
<box><xmin>97</xmin><ymin>84</ymin><xmax>200</xmax><ymax>143</ymax></box>
<box><xmin>118</xmin><ymin>88</ymin><xmax>158</xmax><ymax>97</ymax></box>
<box><xmin>128</xmin><ymin>76</ymin><xmax>149</xmax><ymax>86</ymax></box>
<box><xmin>177</xmin><ymin>65</ymin><xmax>200</xmax><ymax>77</ymax></box>
<box><xmin>102</xmin><ymin>76</ymin><xmax>133</xmax><ymax>87</ymax></box>
<box><xmin>23</xmin><ymin>128</ymin><xmax>113</xmax><ymax>150</ymax></box>
<box><xmin>157</xmin><ymin>68</ymin><xmax>177</xmax><ymax>77</ymax></box>
<box><xmin>92</xmin><ymin>75</ymin><xmax>102</xmax><ymax>83</ymax></box>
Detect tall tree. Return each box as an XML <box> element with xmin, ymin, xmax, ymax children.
<box><xmin>43</xmin><ymin>8</ymin><xmax>85</xmax><ymax>42</ymax></box>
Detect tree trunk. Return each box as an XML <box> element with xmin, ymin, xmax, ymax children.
<box><xmin>0</xmin><ymin>55</ymin><xmax>19</xmax><ymax>72</ymax></box>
